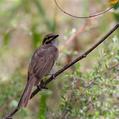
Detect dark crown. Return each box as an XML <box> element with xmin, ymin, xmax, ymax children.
<box><xmin>42</xmin><ymin>33</ymin><xmax>59</xmax><ymax>44</ymax></box>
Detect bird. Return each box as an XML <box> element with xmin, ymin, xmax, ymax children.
<box><xmin>19</xmin><ymin>33</ymin><xmax>59</xmax><ymax>107</ymax></box>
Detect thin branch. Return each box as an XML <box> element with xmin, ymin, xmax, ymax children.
<box><xmin>4</xmin><ymin>23</ymin><xmax>119</xmax><ymax>119</ymax></box>
<box><xmin>31</xmin><ymin>23</ymin><xmax>119</xmax><ymax>98</ymax></box>
<box><xmin>64</xmin><ymin>20</ymin><xmax>89</xmax><ymax>46</ymax></box>
<box><xmin>54</xmin><ymin>0</ymin><xmax>113</xmax><ymax>19</ymax></box>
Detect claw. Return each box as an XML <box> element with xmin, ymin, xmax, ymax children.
<box><xmin>37</xmin><ymin>81</ymin><xmax>48</xmax><ymax>90</ymax></box>
<box><xmin>51</xmin><ymin>74</ymin><xmax>55</xmax><ymax>79</ymax></box>
<box><xmin>37</xmin><ymin>85</ymin><xmax>41</xmax><ymax>90</ymax></box>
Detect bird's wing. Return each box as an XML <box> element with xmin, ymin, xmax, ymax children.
<box><xmin>28</xmin><ymin>46</ymin><xmax>57</xmax><ymax>83</ymax></box>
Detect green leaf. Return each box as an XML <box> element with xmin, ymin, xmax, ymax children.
<box><xmin>38</xmin><ymin>94</ymin><xmax>48</xmax><ymax>119</ymax></box>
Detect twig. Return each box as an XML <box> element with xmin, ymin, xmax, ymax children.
<box><xmin>42</xmin><ymin>23</ymin><xmax>119</xmax><ymax>88</ymax></box>
<box><xmin>4</xmin><ymin>23</ymin><xmax>119</xmax><ymax>119</ymax></box>
<box><xmin>65</xmin><ymin>20</ymin><xmax>89</xmax><ymax>46</ymax></box>
<box><xmin>54</xmin><ymin>0</ymin><xmax>113</xmax><ymax>19</ymax></box>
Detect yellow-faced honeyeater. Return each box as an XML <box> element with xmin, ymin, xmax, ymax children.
<box><xmin>19</xmin><ymin>33</ymin><xmax>59</xmax><ymax>107</ymax></box>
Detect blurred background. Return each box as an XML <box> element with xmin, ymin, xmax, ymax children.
<box><xmin>0</xmin><ymin>0</ymin><xmax>119</xmax><ymax>119</ymax></box>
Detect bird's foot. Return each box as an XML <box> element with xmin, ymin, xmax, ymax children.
<box><xmin>51</xmin><ymin>74</ymin><xmax>55</xmax><ymax>79</ymax></box>
<box><xmin>37</xmin><ymin>81</ymin><xmax>48</xmax><ymax>90</ymax></box>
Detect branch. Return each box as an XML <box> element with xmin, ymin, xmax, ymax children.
<box><xmin>54</xmin><ymin>0</ymin><xmax>113</xmax><ymax>19</ymax></box>
<box><xmin>4</xmin><ymin>23</ymin><xmax>119</xmax><ymax>119</ymax></box>
<box><xmin>31</xmin><ymin>23</ymin><xmax>119</xmax><ymax>98</ymax></box>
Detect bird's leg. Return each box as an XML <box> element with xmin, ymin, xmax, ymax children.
<box><xmin>36</xmin><ymin>72</ymin><xmax>56</xmax><ymax>91</ymax></box>
<box><xmin>46</xmin><ymin>71</ymin><xmax>56</xmax><ymax>79</ymax></box>
<box><xmin>51</xmin><ymin>74</ymin><xmax>55</xmax><ymax>79</ymax></box>
<box><xmin>46</xmin><ymin>69</ymin><xmax>56</xmax><ymax>78</ymax></box>
<box><xmin>37</xmin><ymin>80</ymin><xmax>48</xmax><ymax>90</ymax></box>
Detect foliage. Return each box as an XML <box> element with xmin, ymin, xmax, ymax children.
<box><xmin>0</xmin><ymin>0</ymin><xmax>119</xmax><ymax>119</ymax></box>
<box><xmin>52</xmin><ymin>35</ymin><xmax>119</xmax><ymax>119</ymax></box>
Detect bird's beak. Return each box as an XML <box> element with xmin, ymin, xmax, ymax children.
<box><xmin>50</xmin><ymin>34</ymin><xmax>59</xmax><ymax>42</ymax></box>
<box><xmin>53</xmin><ymin>34</ymin><xmax>59</xmax><ymax>39</ymax></box>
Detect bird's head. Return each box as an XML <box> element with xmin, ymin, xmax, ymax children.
<box><xmin>42</xmin><ymin>33</ymin><xmax>59</xmax><ymax>45</ymax></box>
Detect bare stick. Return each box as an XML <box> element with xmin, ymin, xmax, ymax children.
<box><xmin>4</xmin><ymin>23</ymin><xmax>119</xmax><ymax>119</ymax></box>
<box><xmin>31</xmin><ymin>23</ymin><xmax>119</xmax><ymax>98</ymax></box>
<box><xmin>54</xmin><ymin>0</ymin><xmax>113</xmax><ymax>19</ymax></box>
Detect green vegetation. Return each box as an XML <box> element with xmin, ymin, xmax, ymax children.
<box><xmin>0</xmin><ymin>0</ymin><xmax>119</xmax><ymax>119</ymax></box>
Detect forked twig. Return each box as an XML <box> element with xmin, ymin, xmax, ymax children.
<box><xmin>4</xmin><ymin>23</ymin><xmax>119</xmax><ymax>119</ymax></box>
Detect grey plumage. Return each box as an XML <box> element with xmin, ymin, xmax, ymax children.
<box><xmin>29</xmin><ymin>44</ymin><xmax>58</xmax><ymax>85</ymax></box>
<box><xmin>19</xmin><ymin>34</ymin><xmax>59</xmax><ymax>107</ymax></box>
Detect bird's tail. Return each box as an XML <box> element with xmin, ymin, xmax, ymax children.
<box><xmin>18</xmin><ymin>79</ymin><xmax>35</xmax><ymax>107</ymax></box>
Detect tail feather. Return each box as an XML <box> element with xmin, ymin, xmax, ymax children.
<box><xmin>18</xmin><ymin>79</ymin><xmax>35</xmax><ymax>107</ymax></box>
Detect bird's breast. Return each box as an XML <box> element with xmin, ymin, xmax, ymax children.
<box><xmin>46</xmin><ymin>44</ymin><xmax>58</xmax><ymax>56</ymax></box>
